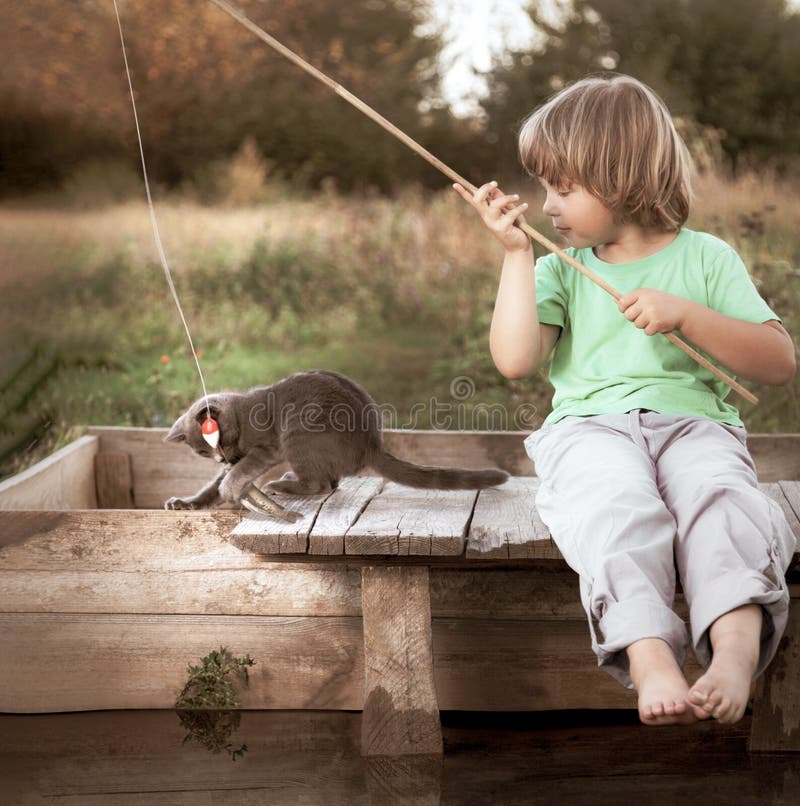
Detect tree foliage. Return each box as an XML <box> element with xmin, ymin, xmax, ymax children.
<box><xmin>0</xmin><ymin>0</ymin><xmax>454</xmax><ymax>193</ymax></box>
<box><xmin>482</xmin><ymin>0</ymin><xmax>800</xmax><ymax>178</ymax></box>
<box><xmin>2</xmin><ymin>0</ymin><xmax>800</xmax><ymax>196</ymax></box>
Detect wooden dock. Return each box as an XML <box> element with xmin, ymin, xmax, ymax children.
<box><xmin>1</xmin><ymin>426</ymin><xmax>798</xmax><ymax>761</ymax></box>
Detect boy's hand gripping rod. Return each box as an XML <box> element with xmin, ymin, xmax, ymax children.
<box><xmin>208</xmin><ymin>0</ymin><xmax>757</xmax><ymax>405</ymax></box>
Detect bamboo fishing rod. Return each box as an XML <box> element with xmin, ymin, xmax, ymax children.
<box><xmin>207</xmin><ymin>0</ymin><xmax>757</xmax><ymax>405</ymax></box>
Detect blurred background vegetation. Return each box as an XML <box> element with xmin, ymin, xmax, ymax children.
<box><xmin>1</xmin><ymin>0</ymin><xmax>798</xmax><ymax>478</ymax></box>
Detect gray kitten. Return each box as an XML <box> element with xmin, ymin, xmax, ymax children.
<box><xmin>164</xmin><ymin>369</ymin><xmax>508</xmax><ymax>519</ymax></box>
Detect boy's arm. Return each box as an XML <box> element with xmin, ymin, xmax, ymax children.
<box><xmin>678</xmin><ymin>304</ymin><xmax>795</xmax><ymax>385</ymax></box>
<box><xmin>617</xmin><ymin>289</ymin><xmax>797</xmax><ymax>385</ymax></box>
<box><xmin>489</xmin><ymin>248</ymin><xmax>560</xmax><ymax>378</ymax></box>
<box><xmin>451</xmin><ymin>181</ymin><xmax>559</xmax><ymax>379</ymax></box>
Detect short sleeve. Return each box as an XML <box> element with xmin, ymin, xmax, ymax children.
<box><xmin>704</xmin><ymin>247</ymin><xmax>780</xmax><ymax>324</ymax></box>
<box><xmin>535</xmin><ymin>254</ymin><xmax>568</xmax><ymax>328</ymax></box>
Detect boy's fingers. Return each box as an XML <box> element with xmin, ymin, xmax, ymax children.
<box><xmin>473</xmin><ymin>181</ymin><xmax>499</xmax><ymax>205</ymax></box>
<box><xmin>501</xmin><ymin>202</ymin><xmax>528</xmax><ymax>223</ymax></box>
<box><xmin>490</xmin><ymin>193</ymin><xmax>521</xmax><ymax>210</ymax></box>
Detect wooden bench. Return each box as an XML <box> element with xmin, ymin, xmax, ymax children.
<box><xmin>0</xmin><ymin>427</ymin><xmax>798</xmax><ymax>757</ymax></box>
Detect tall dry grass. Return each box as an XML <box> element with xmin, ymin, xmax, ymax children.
<box><xmin>1</xmin><ymin>163</ymin><xmax>798</xmax><ymax>477</ymax></box>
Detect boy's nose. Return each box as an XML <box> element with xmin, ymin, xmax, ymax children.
<box><xmin>542</xmin><ymin>193</ymin><xmax>559</xmax><ymax>217</ymax></box>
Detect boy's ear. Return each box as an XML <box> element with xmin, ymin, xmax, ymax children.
<box><xmin>164</xmin><ymin>417</ymin><xmax>187</xmax><ymax>443</ymax></box>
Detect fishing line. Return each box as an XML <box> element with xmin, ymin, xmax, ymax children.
<box><xmin>111</xmin><ymin>0</ymin><xmax>218</xmax><ymax>443</ymax></box>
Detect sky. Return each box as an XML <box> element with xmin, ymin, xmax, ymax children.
<box><xmin>426</xmin><ymin>0</ymin><xmax>540</xmax><ymax>113</ymax></box>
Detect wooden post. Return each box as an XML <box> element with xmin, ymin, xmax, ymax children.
<box><xmin>363</xmin><ymin>755</ymin><xmax>442</xmax><ymax>805</ymax></box>
<box><xmin>749</xmin><ymin>601</ymin><xmax>800</xmax><ymax>751</ymax></box>
<box><xmin>94</xmin><ymin>452</ymin><xmax>134</xmax><ymax>509</ymax></box>
<box><xmin>360</xmin><ymin>566</ymin><xmax>443</xmax><ymax>757</ymax></box>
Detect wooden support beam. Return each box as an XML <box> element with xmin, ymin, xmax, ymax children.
<box><xmin>363</xmin><ymin>755</ymin><xmax>442</xmax><ymax>806</ymax></box>
<box><xmin>94</xmin><ymin>451</ymin><xmax>134</xmax><ymax>509</ymax></box>
<box><xmin>361</xmin><ymin>566</ymin><xmax>443</xmax><ymax>756</ymax></box>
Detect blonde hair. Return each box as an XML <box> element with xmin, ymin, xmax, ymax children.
<box><xmin>518</xmin><ymin>74</ymin><xmax>692</xmax><ymax>231</ymax></box>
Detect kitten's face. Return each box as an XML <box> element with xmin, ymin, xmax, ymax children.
<box><xmin>165</xmin><ymin>394</ymin><xmax>242</xmax><ymax>463</ymax></box>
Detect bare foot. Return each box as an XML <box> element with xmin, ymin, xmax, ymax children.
<box><xmin>688</xmin><ymin>605</ymin><xmax>761</xmax><ymax>724</ymax></box>
<box><xmin>688</xmin><ymin>652</ymin><xmax>755</xmax><ymax>723</ymax></box>
<box><xmin>627</xmin><ymin>638</ymin><xmax>697</xmax><ymax>726</ymax></box>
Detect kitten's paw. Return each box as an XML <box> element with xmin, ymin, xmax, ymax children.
<box><xmin>164</xmin><ymin>497</ymin><xmax>198</xmax><ymax>510</ymax></box>
<box><xmin>219</xmin><ymin>476</ymin><xmax>250</xmax><ymax>503</ymax></box>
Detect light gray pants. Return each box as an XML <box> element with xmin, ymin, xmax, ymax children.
<box><xmin>525</xmin><ymin>410</ymin><xmax>796</xmax><ymax>689</ymax></box>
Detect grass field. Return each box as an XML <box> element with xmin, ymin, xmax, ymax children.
<box><xmin>1</xmin><ymin>171</ymin><xmax>798</xmax><ymax>479</ymax></box>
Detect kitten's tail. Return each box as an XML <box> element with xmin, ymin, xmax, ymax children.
<box><xmin>368</xmin><ymin>449</ymin><xmax>508</xmax><ymax>490</ymax></box>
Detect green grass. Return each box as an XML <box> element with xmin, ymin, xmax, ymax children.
<box><xmin>1</xmin><ymin>177</ymin><xmax>799</xmax><ymax>479</ymax></box>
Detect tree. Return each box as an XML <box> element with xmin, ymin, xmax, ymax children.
<box><xmin>0</xmin><ymin>0</ymin><xmax>452</xmax><ymax>193</ymax></box>
<box><xmin>481</xmin><ymin>0</ymin><xmax>800</xmax><ymax>176</ymax></box>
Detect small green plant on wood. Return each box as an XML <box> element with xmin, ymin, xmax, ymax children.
<box><xmin>175</xmin><ymin>647</ymin><xmax>255</xmax><ymax>761</ymax></box>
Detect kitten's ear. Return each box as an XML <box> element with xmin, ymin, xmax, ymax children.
<box><xmin>164</xmin><ymin>418</ymin><xmax>187</xmax><ymax>443</ymax></box>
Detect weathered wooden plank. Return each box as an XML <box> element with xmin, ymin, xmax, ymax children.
<box><xmin>0</xmin><ymin>434</ymin><xmax>98</xmax><ymax>510</ymax></box>
<box><xmin>309</xmin><ymin>477</ymin><xmax>385</xmax><ymax>555</ymax></box>
<box><xmin>763</xmin><ymin>482</ymin><xmax>800</xmax><ymax>543</ymax></box>
<box><xmin>0</xmin><ymin>613</ymin><xmax>364</xmax><ymax>712</ymax></box>
<box><xmin>345</xmin><ymin>483</ymin><xmax>475</xmax><ymax>556</ymax></box>
<box><xmin>0</xmin><ymin>609</ymin><xmax>721</xmax><ymax>714</ymax></box>
<box><xmin>94</xmin><ymin>451</ymin><xmax>134</xmax><ymax>508</ymax></box>
<box><xmin>0</xmin><ymin>567</ymin><xmax>364</xmax><ymax>616</ymax></box>
<box><xmin>467</xmin><ymin>476</ymin><xmax>560</xmax><ymax>560</ymax></box>
<box><xmin>778</xmin><ymin>480</ymin><xmax>800</xmax><ymax>528</ymax></box>
<box><xmin>361</xmin><ymin>566</ymin><xmax>442</xmax><ymax>755</ymax></box>
<box><xmin>749</xmin><ymin>603</ymin><xmax>800</xmax><ymax>751</ymax></box>
<box><xmin>0</xmin><ymin>565</ymin><xmax>694</xmax><ymax>624</ymax></box>
<box><xmin>228</xmin><ymin>489</ymin><xmax>332</xmax><ymax>554</ymax></box>
<box><xmin>432</xmin><ymin>618</ymin><xmax>703</xmax><ymax>711</ymax></box>
<box><xmin>748</xmin><ymin>435</ymin><xmax>800</xmax><ymax>483</ymax></box>
<box><xmin>382</xmin><ymin>432</ymin><xmax>789</xmax><ymax>486</ymax></box>
<box><xmin>381</xmin><ymin>430</ymin><xmax>534</xmax><ymax>476</ymax></box>
<box><xmin>0</xmin><ymin>555</ymin><xmax>689</xmax><ymax>621</ymax></box>
<box><xmin>0</xmin><ymin>510</ymin><xmax>244</xmax><ymax>567</ymax></box>
<box><xmin>228</xmin><ymin>476</ymin><xmax>384</xmax><ymax>556</ymax></box>
<box><xmin>431</xmin><ymin>566</ymin><xmax>585</xmax><ymax>621</ymax></box>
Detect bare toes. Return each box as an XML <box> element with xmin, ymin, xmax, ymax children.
<box><xmin>673</xmin><ymin>700</ymin><xmax>688</xmax><ymax>714</ymax></box>
<box><xmin>688</xmin><ymin>687</ymin><xmax>707</xmax><ymax>706</ymax></box>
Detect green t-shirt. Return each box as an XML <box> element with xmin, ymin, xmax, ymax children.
<box><xmin>535</xmin><ymin>227</ymin><xmax>779</xmax><ymax>427</ymax></box>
